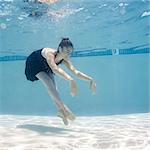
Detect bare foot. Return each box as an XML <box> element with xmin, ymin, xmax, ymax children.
<box><xmin>57</xmin><ymin>109</ymin><xmax>69</xmax><ymax>125</ymax></box>
<box><xmin>60</xmin><ymin>104</ymin><xmax>76</xmax><ymax>121</ymax></box>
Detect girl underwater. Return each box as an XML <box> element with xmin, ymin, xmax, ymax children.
<box><xmin>25</xmin><ymin>38</ymin><xmax>96</xmax><ymax>125</ymax></box>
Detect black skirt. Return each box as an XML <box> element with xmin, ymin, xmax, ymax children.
<box><xmin>25</xmin><ymin>48</ymin><xmax>54</xmax><ymax>82</ymax></box>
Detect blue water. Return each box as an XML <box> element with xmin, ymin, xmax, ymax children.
<box><xmin>0</xmin><ymin>0</ymin><xmax>149</xmax><ymax>116</ymax></box>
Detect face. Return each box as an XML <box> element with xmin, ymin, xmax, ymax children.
<box><xmin>59</xmin><ymin>47</ymin><xmax>73</xmax><ymax>57</ymax></box>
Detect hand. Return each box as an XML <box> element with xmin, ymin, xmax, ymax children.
<box><xmin>70</xmin><ymin>79</ymin><xmax>77</xmax><ymax>97</ymax></box>
<box><xmin>89</xmin><ymin>79</ymin><xmax>96</xmax><ymax>94</ymax></box>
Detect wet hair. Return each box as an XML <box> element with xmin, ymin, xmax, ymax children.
<box><xmin>57</xmin><ymin>37</ymin><xmax>74</xmax><ymax>52</ymax></box>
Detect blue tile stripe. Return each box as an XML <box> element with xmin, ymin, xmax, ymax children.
<box><xmin>0</xmin><ymin>47</ymin><xmax>149</xmax><ymax>61</ymax></box>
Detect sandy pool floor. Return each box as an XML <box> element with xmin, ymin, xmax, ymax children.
<box><xmin>0</xmin><ymin>113</ymin><xmax>150</xmax><ymax>150</ymax></box>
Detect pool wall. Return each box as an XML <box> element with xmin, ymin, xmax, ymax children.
<box><xmin>0</xmin><ymin>53</ymin><xmax>149</xmax><ymax>116</ymax></box>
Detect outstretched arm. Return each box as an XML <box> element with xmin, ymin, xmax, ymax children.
<box><xmin>63</xmin><ymin>59</ymin><xmax>92</xmax><ymax>82</ymax></box>
<box><xmin>63</xmin><ymin>59</ymin><xmax>96</xmax><ymax>94</ymax></box>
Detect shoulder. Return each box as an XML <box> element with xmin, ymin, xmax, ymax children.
<box><xmin>41</xmin><ymin>48</ymin><xmax>56</xmax><ymax>59</ymax></box>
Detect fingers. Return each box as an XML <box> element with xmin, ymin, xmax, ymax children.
<box><xmin>71</xmin><ymin>91</ymin><xmax>75</xmax><ymax>97</ymax></box>
<box><xmin>90</xmin><ymin>80</ymin><xmax>96</xmax><ymax>95</ymax></box>
<box><xmin>71</xmin><ymin>87</ymin><xmax>77</xmax><ymax>97</ymax></box>
<box><xmin>70</xmin><ymin>80</ymin><xmax>77</xmax><ymax>97</ymax></box>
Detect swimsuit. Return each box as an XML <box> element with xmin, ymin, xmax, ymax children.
<box><xmin>25</xmin><ymin>48</ymin><xmax>63</xmax><ymax>81</ymax></box>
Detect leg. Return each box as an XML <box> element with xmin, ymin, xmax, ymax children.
<box><xmin>35</xmin><ymin>71</ymin><xmax>75</xmax><ymax>124</ymax></box>
<box><xmin>46</xmin><ymin>70</ymin><xmax>75</xmax><ymax>121</ymax></box>
<box><xmin>47</xmin><ymin>70</ymin><xmax>58</xmax><ymax>91</ymax></box>
<box><xmin>36</xmin><ymin>71</ymin><xmax>64</xmax><ymax>110</ymax></box>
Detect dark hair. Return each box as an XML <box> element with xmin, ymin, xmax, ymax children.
<box><xmin>57</xmin><ymin>37</ymin><xmax>74</xmax><ymax>52</ymax></box>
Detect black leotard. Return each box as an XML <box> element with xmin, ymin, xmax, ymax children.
<box><xmin>25</xmin><ymin>48</ymin><xmax>63</xmax><ymax>81</ymax></box>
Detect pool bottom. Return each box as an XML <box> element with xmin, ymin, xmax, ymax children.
<box><xmin>0</xmin><ymin>113</ymin><xmax>150</xmax><ymax>150</ymax></box>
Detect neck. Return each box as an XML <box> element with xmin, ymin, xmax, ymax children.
<box><xmin>55</xmin><ymin>51</ymin><xmax>69</xmax><ymax>62</ymax></box>
<box><xmin>55</xmin><ymin>52</ymin><xmax>63</xmax><ymax>63</ymax></box>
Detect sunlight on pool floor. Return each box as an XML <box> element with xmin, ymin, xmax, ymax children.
<box><xmin>0</xmin><ymin>113</ymin><xmax>150</xmax><ymax>150</ymax></box>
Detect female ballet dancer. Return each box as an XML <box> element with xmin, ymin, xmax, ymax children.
<box><xmin>25</xmin><ymin>38</ymin><xmax>96</xmax><ymax>125</ymax></box>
